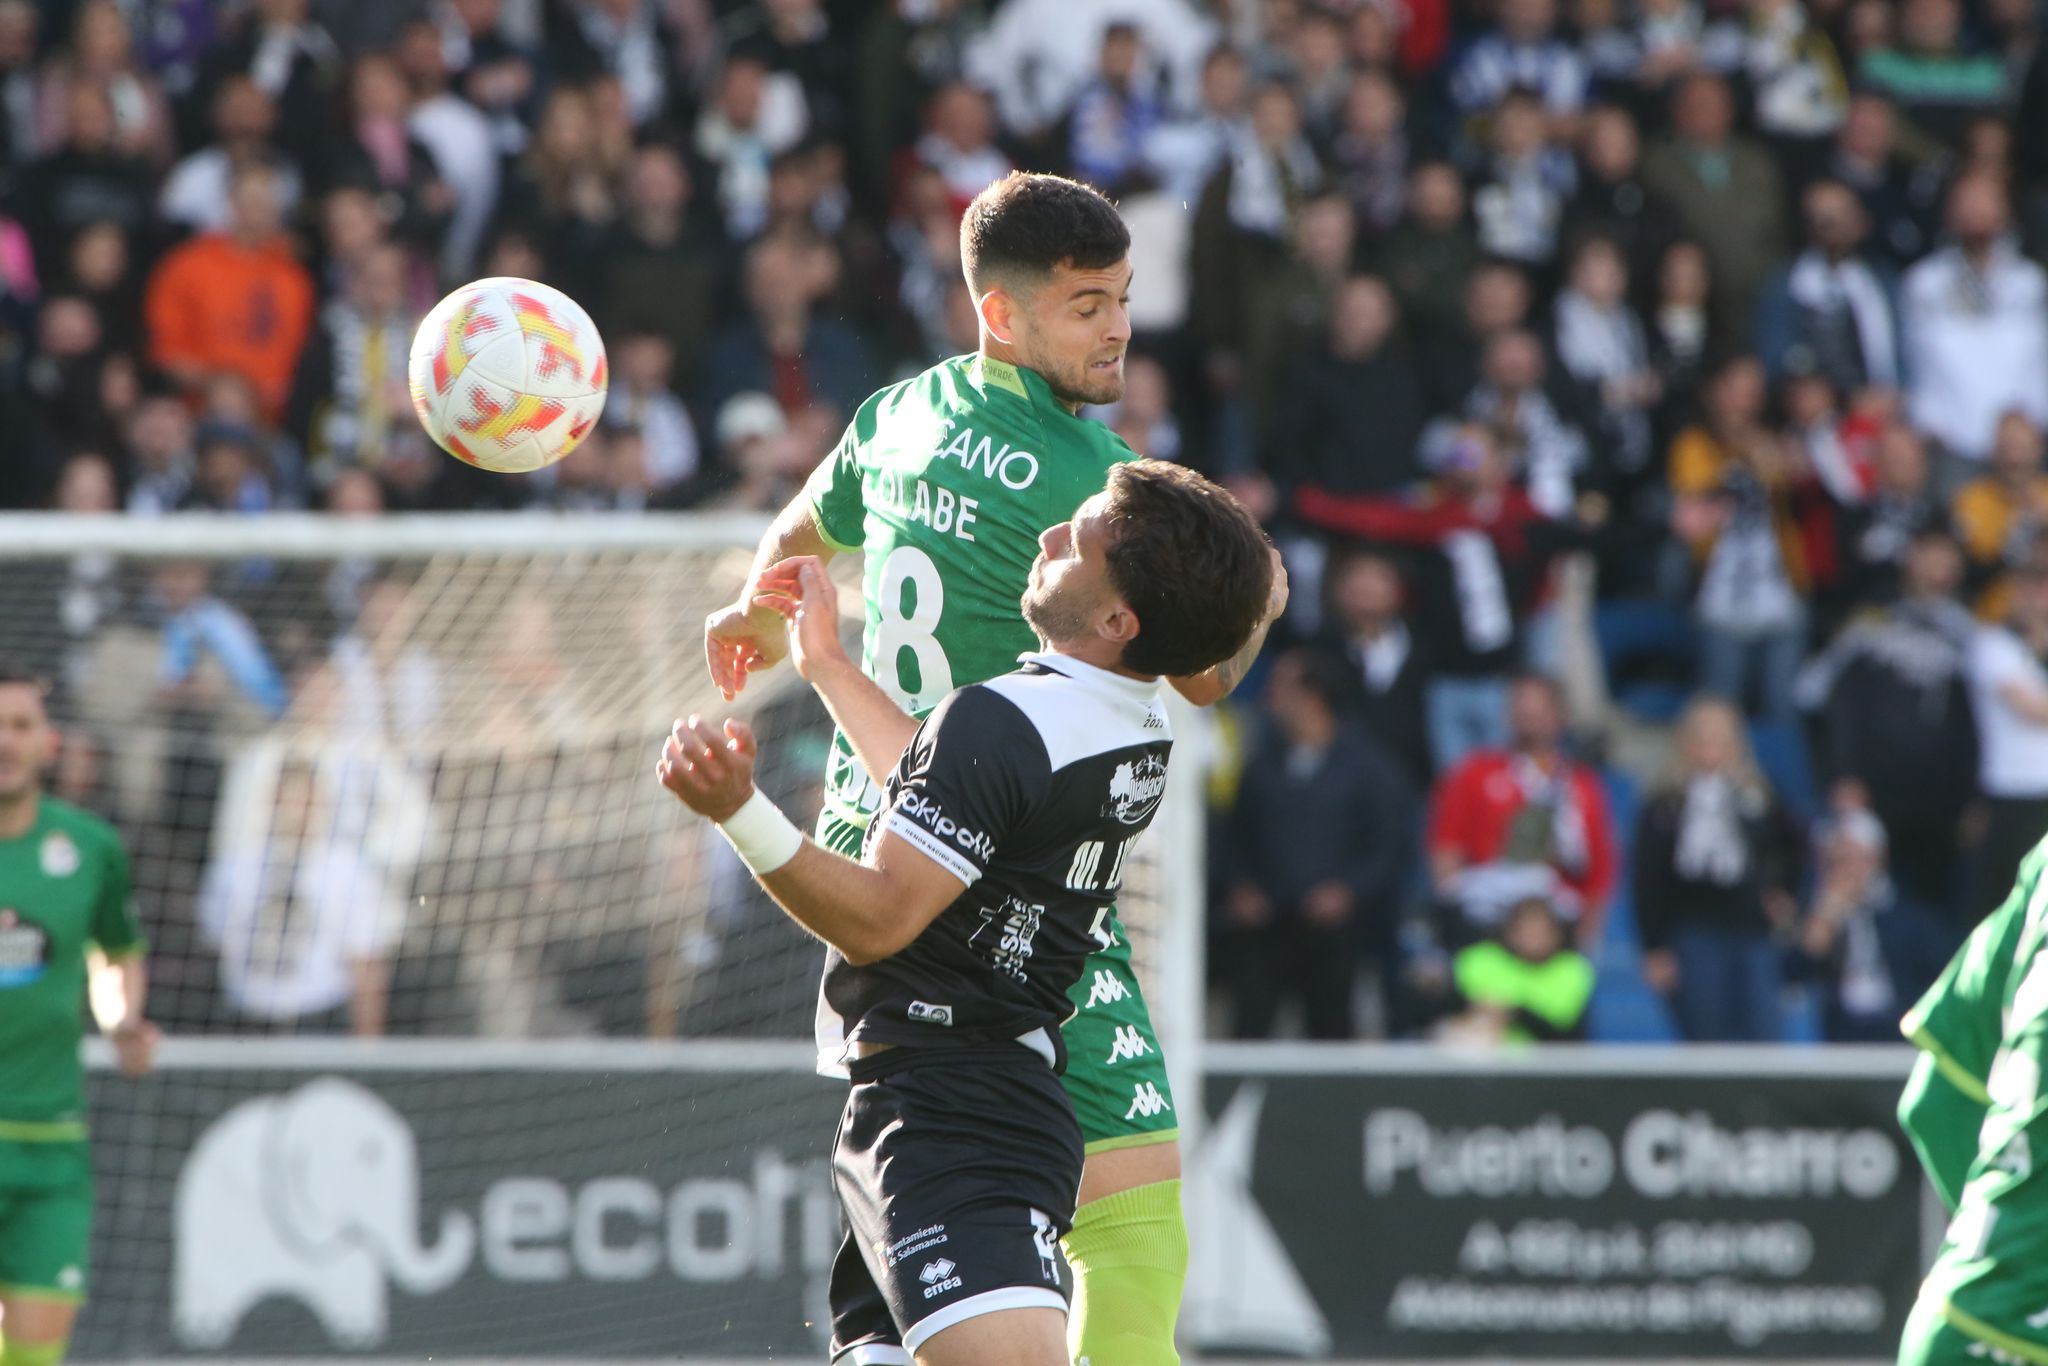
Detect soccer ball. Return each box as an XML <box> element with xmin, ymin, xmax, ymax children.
<box><xmin>408</xmin><ymin>277</ymin><xmax>609</xmax><ymax>473</ymax></box>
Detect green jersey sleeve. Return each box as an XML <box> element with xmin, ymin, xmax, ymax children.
<box><xmin>1904</xmin><ymin>845</ymin><xmax>2043</xmax><ymax>1103</ymax></box>
<box><xmin>90</xmin><ymin>829</ymin><xmax>143</xmax><ymax>959</ymax></box>
<box><xmin>804</xmin><ymin>409</ymin><xmax>872</xmax><ymax>553</ymax></box>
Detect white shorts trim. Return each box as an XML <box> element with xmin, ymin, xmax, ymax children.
<box><xmin>903</xmin><ymin>1286</ymin><xmax>1068</xmax><ymax>1352</ymax></box>
<box><xmin>834</xmin><ymin>1345</ymin><xmax>914</xmax><ymax>1365</ymax></box>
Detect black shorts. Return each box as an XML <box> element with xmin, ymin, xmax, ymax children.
<box><xmin>828</xmin><ymin>1043</ymin><xmax>1084</xmax><ymax>1362</ymax></box>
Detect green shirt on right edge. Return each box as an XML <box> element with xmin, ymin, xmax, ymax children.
<box><xmin>0</xmin><ymin>796</ymin><xmax>143</xmax><ymax>1140</ymax></box>
<box><xmin>1908</xmin><ymin>839</ymin><xmax>2048</xmax><ymax>1358</ymax></box>
<box><xmin>802</xmin><ymin>352</ymin><xmax>1139</xmax><ymax>831</ymax></box>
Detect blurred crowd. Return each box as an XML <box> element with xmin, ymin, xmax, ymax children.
<box><xmin>4</xmin><ymin>0</ymin><xmax>2048</xmax><ymax>1043</ymax></box>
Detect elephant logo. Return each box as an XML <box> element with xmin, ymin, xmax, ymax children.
<box><xmin>173</xmin><ymin>1078</ymin><xmax>477</xmax><ymax>1348</ymax></box>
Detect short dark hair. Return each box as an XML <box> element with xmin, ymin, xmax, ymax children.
<box><xmin>1100</xmin><ymin>461</ymin><xmax>1272</xmax><ymax>678</ymax></box>
<box><xmin>0</xmin><ymin>660</ymin><xmax>49</xmax><ymax>696</ymax></box>
<box><xmin>959</xmin><ymin>171</ymin><xmax>1130</xmax><ymax>295</ymax></box>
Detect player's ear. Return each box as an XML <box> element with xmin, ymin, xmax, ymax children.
<box><xmin>1099</xmin><ymin>600</ymin><xmax>1140</xmax><ymax>648</ymax></box>
<box><xmin>977</xmin><ymin>286</ymin><xmax>1014</xmax><ymax>345</ymax></box>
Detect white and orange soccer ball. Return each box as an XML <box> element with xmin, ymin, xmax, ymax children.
<box><xmin>408</xmin><ymin>277</ymin><xmax>609</xmax><ymax>473</ymax></box>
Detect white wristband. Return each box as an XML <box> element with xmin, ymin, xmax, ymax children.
<box><xmin>716</xmin><ymin>789</ymin><xmax>805</xmax><ymax>876</ymax></box>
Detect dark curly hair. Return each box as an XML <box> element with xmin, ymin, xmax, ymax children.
<box><xmin>1100</xmin><ymin>461</ymin><xmax>1272</xmax><ymax>678</ymax></box>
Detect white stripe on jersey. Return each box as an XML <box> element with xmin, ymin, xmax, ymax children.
<box><xmin>981</xmin><ymin>652</ymin><xmax>1170</xmax><ymax>773</ymax></box>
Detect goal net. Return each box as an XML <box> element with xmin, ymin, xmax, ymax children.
<box><xmin>0</xmin><ymin>512</ymin><xmax>1206</xmax><ymax>1361</ymax></box>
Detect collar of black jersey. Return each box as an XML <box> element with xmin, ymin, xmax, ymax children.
<box><xmin>1016</xmin><ymin>651</ymin><xmax>1161</xmax><ymax>702</ymax></box>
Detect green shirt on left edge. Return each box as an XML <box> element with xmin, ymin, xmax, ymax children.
<box><xmin>0</xmin><ymin>797</ymin><xmax>143</xmax><ymax>1139</ymax></box>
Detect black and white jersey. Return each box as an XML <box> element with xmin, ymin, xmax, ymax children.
<box><xmin>815</xmin><ymin>652</ymin><xmax>1172</xmax><ymax>1075</ymax></box>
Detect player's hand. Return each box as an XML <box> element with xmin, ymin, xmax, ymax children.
<box><xmin>111</xmin><ymin>1018</ymin><xmax>160</xmax><ymax>1077</ymax></box>
<box><xmin>657</xmin><ymin>715</ymin><xmax>759</xmax><ymax>822</ymax></box>
<box><xmin>1262</xmin><ymin>547</ymin><xmax>1289</xmax><ymax>625</ymax></box>
<box><xmin>751</xmin><ymin>556</ymin><xmax>849</xmax><ymax>683</ymax></box>
<box><xmin>704</xmin><ymin>596</ymin><xmax>791</xmax><ymax>702</ymax></box>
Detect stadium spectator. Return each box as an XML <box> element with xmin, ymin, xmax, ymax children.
<box><xmin>1967</xmin><ymin>548</ymin><xmax>2048</xmax><ymax>916</ymax></box>
<box><xmin>188</xmin><ymin>0</ymin><xmax>340</xmax><ymax>173</ymax></box>
<box><xmin>1321</xmin><ymin>550</ymin><xmax>1434</xmax><ymax>791</ymax></box>
<box><xmin>393</xmin><ymin>19</ymin><xmax>499</xmax><ymax>278</ymax></box>
<box><xmin>1564</xmin><ymin>105</ymin><xmax>1679</xmax><ymax>287</ymax></box>
<box><xmin>1822</xmin><ymin>92</ymin><xmax>1941</xmax><ymax>269</ymax></box>
<box><xmin>197</xmin><ymin>759</ymin><xmax>402</xmax><ymax>1034</ymax></box>
<box><xmin>1436</xmin><ymin>891</ymin><xmax>1593</xmax><ymax>1044</ymax></box>
<box><xmin>966</xmin><ymin>0</ymin><xmax>1215</xmax><ymax>140</ymax></box>
<box><xmin>1799</xmin><ymin>523</ymin><xmax>1978</xmax><ymax>916</ymax></box>
<box><xmin>603</xmin><ymin>327</ymin><xmax>701</xmax><ymax>497</ymax></box>
<box><xmin>292</xmin><ymin>240</ymin><xmax>420</xmax><ymax>491</ymax></box>
<box><xmin>1470</xmin><ymin>88</ymin><xmax>1576</xmax><ymax>269</ymax></box>
<box><xmin>700</xmin><ymin>232</ymin><xmax>871</xmax><ymax>423</ymax></box>
<box><xmin>1418</xmin><ymin>257</ymin><xmax>1535</xmax><ymax>412</ymax></box>
<box><xmin>696</xmin><ymin>52</ymin><xmax>809</xmax><ymax>241</ymax></box>
<box><xmin>1827</xmin><ymin>417</ymin><xmax>1935</xmax><ymax>610</ymax></box>
<box><xmin>1463</xmin><ymin>328</ymin><xmax>1592</xmax><ymax>519</ymax></box>
<box><xmin>1427</xmin><ymin>671</ymin><xmax>1618</xmax><ymax>942</ymax></box>
<box><xmin>1744</xmin><ymin>0</ymin><xmax>1851</xmax><ymax>141</ymax></box>
<box><xmin>1793</xmin><ymin>807</ymin><xmax>1956</xmax><ymax>1042</ymax></box>
<box><xmin>1449</xmin><ymin>0</ymin><xmax>1588</xmax><ymax>125</ymax></box>
<box><xmin>144</xmin><ymin>163</ymin><xmax>315</xmax><ymax>423</ymax></box>
<box><xmin>1220</xmin><ymin>649</ymin><xmax>1414</xmax><ymax>1040</ymax></box>
<box><xmin>1859</xmin><ymin>0</ymin><xmax>2009</xmax><ymax>149</ymax></box>
<box><xmin>1641</xmin><ymin>73</ymin><xmax>1789</xmax><ymax>332</ymax></box>
<box><xmin>546</xmin><ymin>0</ymin><xmax>684</xmax><ymax>129</ymax></box>
<box><xmin>1635</xmin><ymin>696</ymin><xmax>1803</xmax><ymax>1041</ymax></box>
<box><xmin>1265</xmin><ymin>274</ymin><xmax>1422</xmax><ymax>499</ymax></box>
<box><xmin>1376</xmin><ymin>160</ymin><xmax>1481</xmax><ymax>348</ymax></box>
<box><xmin>1669</xmin><ymin>354</ymin><xmax>1815</xmax><ymax>727</ymax></box>
<box><xmin>1554</xmin><ymin>234</ymin><xmax>1658</xmax><ymax>480</ymax></box>
<box><xmin>1903</xmin><ymin>174</ymin><xmax>2048</xmax><ymax>467</ymax></box>
<box><xmin>1329</xmin><ymin>69</ymin><xmax>1408</xmax><ymax>241</ymax></box>
<box><xmin>1754</xmin><ymin>179</ymin><xmax>1902</xmax><ymax>393</ymax></box>
<box><xmin>436</xmin><ymin>0</ymin><xmax>539</xmax><ymax>158</ymax></box>
<box><xmin>331</xmin><ymin>49</ymin><xmax>455</xmax><ymax>255</ymax></box>
<box><xmin>1068</xmin><ymin>24</ymin><xmax>1162</xmax><ymax>198</ymax></box>
<box><xmin>10</xmin><ymin>82</ymin><xmax>153</xmax><ymax>269</ymax></box>
<box><xmin>1953</xmin><ymin>413</ymin><xmax>2048</xmax><ymax>621</ymax></box>
<box><xmin>1141</xmin><ymin>42</ymin><xmax>1248</xmax><ymax>210</ymax></box>
<box><xmin>34</xmin><ymin>0</ymin><xmax>174</xmax><ymax>165</ymax></box>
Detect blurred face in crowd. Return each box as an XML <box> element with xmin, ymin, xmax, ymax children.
<box><xmin>1467</xmin><ymin>263</ymin><xmax>1531</xmax><ymax>334</ymax></box>
<box><xmin>1840</xmin><ymin>94</ymin><xmax>1895</xmax><ymax>163</ymax></box>
<box><xmin>1568</xmin><ymin>238</ymin><xmax>1627</xmax><ymax>308</ymax></box>
<box><xmin>215</xmin><ymin>75</ymin><xmax>277</xmax><ymax>144</ymax></box>
<box><xmin>1501</xmin><ymin>0</ymin><xmax>1559</xmax><ymax>42</ymax></box>
<box><xmin>1875</xmin><ymin>423</ymin><xmax>1928</xmax><ymax>495</ymax></box>
<box><xmin>1409</xmin><ymin>162</ymin><xmax>1466</xmax><ymax>228</ymax></box>
<box><xmin>1250</xmin><ymin>84</ymin><xmax>1301</xmax><ymax>150</ymax></box>
<box><xmin>0</xmin><ymin>677</ymin><xmax>52</xmax><ymax>806</ymax></box>
<box><xmin>1331</xmin><ymin>553</ymin><xmax>1402</xmax><ymax>631</ymax></box>
<box><xmin>352</xmin><ymin>243</ymin><xmax>409</xmax><ymax>316</ymax></box>
<box><xmin>1101</xmin><ymin>25</ymin><xmax>1141</xmax><ymax>84</ymax></box>
<box><xmin>1484</xmin><ymin>330</ymin><xmax>1545</xmax><ymax>393</ymax></box>
<box><xmin>70</xmin><ymin>221</ymin><xmax>127</xmax><ymax>292</ymax></box>
<box><xmin>327</xmin><ymin>467</ymin><xmax>385</xmax><ymax>515</ymax></box>
<box><xmin>1845</xmin><ymin>0</ymin><xmax>1895</xmax><ymax>56</ymax></box>
<box><xmin>1348</xmin><ymin>4</ymin><xmax>1395</xmax><ymax>65</ymax></box>
<box><xmin>66</xmin><ymin>83</ymin><xmax>113</xmax><ymax>151</ymax></box>
<box><xmin>452</xmin><ymin>0</ymin><xmax>501</xmax><ymax>32</ymax></box>
<box><xmin>536</xmin><ymin>87</ymin><xmax>595</xmax><ymax>162</ymax></box>
<box><xmin>1503</xmin><ymin>898</ymin><xmax>1566</xmax><ymax>963</ymax></box>
<box><xmin>1509</xmin><ymin>678</ymin><xmax>1565</xmax><ymax>754</ymax></box>
<box><xmin>1904</xmin><ymin>531</ymin><xmax>1964</xmax><ymax>600</ymax></box>
<box><xmin>1678</xmin><ymin>698</ymin><xmax>1744</xmax><ymax>775</ymax></box>
<box><xmin>1782</xmin><ymin>372</ymin><xmax>1837</xmax><ymax>427</ymax></box>
<box><xmin>1200</xmin><ymin>47</ymin><xmax>1247</xmax><ymax>118</ymax></box>
<box><xmin>1119</xmin><ymin>353</ymin><xmax>1170</xmax><ymax>424</ymax></box>
<box><xmin>2013</xmin><ymin>562</ymin><xmax>2048</xmax><ymax>629</ymax></box>
<box><xmin>1296</xmin><ymin>10</ymin><xmax>1345</xmax><ymax>78</ymax></box>
<box><xmin>1295</xmin><ymin>195</ymin><xmax>1355</xmax><ymax>274</ymax></box>
<box><xmin>1993</xmin><ymin>412</ymin><xmax>2045</xmax><ymax>485</ymax></box>
<box><xmin>628</xmin><ymin>143</ymin><xmax>688</xmax><ymax>217</ymax></box>
<box><xmin>57</xmin><ymin>454</ymin><xmax>117</xmax><ymax>512</ymax></box>
<box><xmin>154</xmin><ymin>561</ymin><xmax>210</xmax><ymax>613</ymax></box>
<box><xmin>1343</xmin><ymin>70</ymin><xmax>1403</xmax><ymax>141</ymax></box>
<box><xmin>229</xmin><ymin>168</ymin><xmax>284</xmax><ymax>243</ymax></box>
<box><xmin>1264</xmin><ymin>653</ymin><xmax>1335</xmax><ymax>743</ymax></box>
<box><xmin>396</xmin><ymin>20</ymin><xmax>448</xmax><ymax>90</ymax></box>
<box><xmin>1706</xmin><ymin>357</ymin><xmax>1766</xmax><ymax>428</ymax></box>
<box><xmin>1581</xmin><ymin>106</ymin><xmax>1639</xmax><ymax>179</ymax></box>
<box><xmin>0</xmin><ymin>2</ymin><xmax>36</xmax><ymax>70</ymax></box>
<box><xmin>744</xmin><ymin>236</ymin><xmax>815</xmax><ymax>323</ymax></box>
<box><xmin>930</xmin><ymin>82</ymin><xmax>994</xmax><ymax>152</ymax></box>
<box><xmin>1948</xmin><ymin>174</ymin><xmax>2010</xmax><ymax>251</ymax></box>
<box><xmin>718</xmin><ymin>58</ymin><xmax>767</xmax><ymax>128</ymax></box>
<box><xmin>1805</xmin><ymin>180</ymin><xmax>1868</xmax><ymax>257</ymax></box>
<box><xmin>323</xmin><ymin>187</ymin><xmax>385</xmax><ymax>263</ymax></box>
<box><xmin>618</xmin><ymin>333</ymin><xmax>674</xmax><ymax>392</ymax></box>
<box><xmin>1672</xmin><ymin>75</ymin><xmax>1734</xmax><ymax>145</ymax></box>
<box><xmin>1491</xmin><ymin>94</ymin><xmax>1546</xmax><ymax>160</ymax></box>
<box><xmin>74</xmin><ymin>0</ymin><xmax>131</xmax><ymax>71</ymax></box>
<box><xmin>484</xmin><ymin>230</ymin><xmax>544</xmax><ymax>279</ymax></box>
<box><xmin>1330</xmin><ymin>275</ymin><xmax>1396</xmax><ymax>359</ymax></box>
<box><xmin>1658</xmin><ymin>240</ymin><xmax>1711</xmax><ymax>307</ymax></box>
<box><xmin>256</xmin><ymin>0</ymin><xmax>310</xmax><ymax>26</ymax></box>
<box><xmin>128</xmin><ymin>397</ymin><xmax>192</xmax><ymax>470</ymax></box>
<box><xmin>351</xmin><ymin>53</ymin><xmax>411</xmax><ymax>122</ymax></box>
<box><xmin>1901</xmin><ymin>0</ymin><xmax>1961</xmax><ymax>53</ymax></box>
<box><xmin>39</xmin><ymin>296</ymin><xmax>99</xmax><ymax>357</ymax></box>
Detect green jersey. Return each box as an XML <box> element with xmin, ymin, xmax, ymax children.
<box><xmin>1900</xmin><ymin>848</ymin><xmax>2040</xmax><ymax>1204</ymax></box>
<box><xmin>0</xmin><ymin>797</ymin><xmax>142</xmax><ymax>1139</ymax></box>
<box><xmin>803</xmin><ymin>353</ymin><xmax>1138</xmax><ymax>826</ymax></box>
<box><xmin>1918</xmin><ymin>840</ymin><xmax>2048</xmax><ymax>1356</ymax></box>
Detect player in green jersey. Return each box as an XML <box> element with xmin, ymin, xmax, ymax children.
<box><xmin>1899</xmin><ymin>837</ymin><xmax>2048</xmax><ymax>1365</ymax></box>
<box><xmin>0</xmin><ymin>663</ymin><xmax>158</xmax><ymax>1366</ymax></box>
<box><xmin>705</xmin><ymin>172</ymin><xmax>1285</xmax><ymax>1366</ymax></box>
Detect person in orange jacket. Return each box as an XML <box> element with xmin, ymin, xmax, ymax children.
<box><xmin>144</xmin><ymin>163</ymin><xmax>314</xmax><ymax>424</ymax></box>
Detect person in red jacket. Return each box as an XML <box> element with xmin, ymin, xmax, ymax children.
<box><xmin>144</xmin><ymin>163</ymin><xmax>315</xmax><ymax>424</ymax></box>
<box><xmin>1428</xmin><ymin>673</ymin><xmax>1618</xmax><ymax>947</ymax></box>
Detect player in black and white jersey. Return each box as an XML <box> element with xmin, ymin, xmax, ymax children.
<box><xmin>657</xmin><ymin>460</ymin><xmax>1272</xmax><ymax>1366</ymax></box>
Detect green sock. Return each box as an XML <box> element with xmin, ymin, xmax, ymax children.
<box><xmin>1063</xmin><ymin>1177</ymin><xmax>1188</xmax><ymax>1366</ymax></box>
<box><xmin>0</xmin><ymin>1338</ymin><xmax>70</xmax><ymax>1366</ymax></box>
